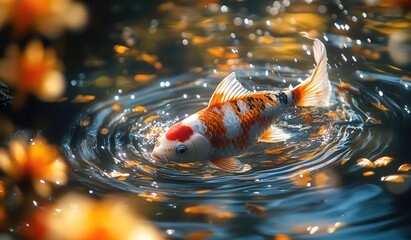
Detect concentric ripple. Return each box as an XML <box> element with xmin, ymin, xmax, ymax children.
<box><xmin>62</xmin><ymin>66</ymin><xmax>406</xmax><ymax>199</ymax></box>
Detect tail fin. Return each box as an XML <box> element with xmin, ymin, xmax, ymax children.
<box><xmin>292</xmin><ymin>39</ymin><xmax>331</xmax><ymax>107</ymax></box>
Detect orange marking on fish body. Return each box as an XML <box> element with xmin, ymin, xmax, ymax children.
<box><xmin>198</xmin><ymin>108</ymin><xmax>228</xmax><ymax>147</ymax></box>
<box><xmin>199</xmin><ymin>93</ymin><xmax>278</xmax><ymax>154</ymax></box>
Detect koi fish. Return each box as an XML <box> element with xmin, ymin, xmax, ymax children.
<box><xmin>151</xmin><ymin>39</ymin><xmax>331</xmax><ymax>173</ymax></box>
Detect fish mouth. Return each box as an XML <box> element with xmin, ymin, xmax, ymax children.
<box><xmin>151</xmin><ymin>152</ymin><xmax>167</xmax><ymax>163</ymax></box>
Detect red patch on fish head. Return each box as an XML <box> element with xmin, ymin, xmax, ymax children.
<box><xmin>166</xmin><ymin>122</ymin><xmax>193</xmax><ymax>142</ymax></box>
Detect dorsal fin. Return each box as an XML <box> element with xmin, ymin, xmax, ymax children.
<box><xmin>208</xmin><ymin>73</ymin><xmax>253</xmax><ymax>107</ymax></box>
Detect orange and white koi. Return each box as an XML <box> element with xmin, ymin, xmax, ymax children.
<box><xmin>152</xmin><ymin>39</ymin><xmax>331</xmax><ymax>173</ymax></box>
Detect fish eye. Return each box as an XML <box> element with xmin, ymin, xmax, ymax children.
<box><xmin>175</xmin><ymin>144</ymin><xmax>188</xmax><ymax>155</ymax></box>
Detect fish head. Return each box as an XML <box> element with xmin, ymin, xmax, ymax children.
<box><xmin>151</xmin><ymin>122</ymin><xmax>210</xmax><ymax>163</ymax></box>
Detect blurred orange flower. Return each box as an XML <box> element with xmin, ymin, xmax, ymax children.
<box><xmin>26</xmin><ymin>193</ymin><xmax>164</xmax><ymax>240</ymax></box>
<box><xmin>0</xmin><ymin>40</ymin><xmax>65</xmax><ymax>102</ymax></box>
<box><xmin>0</xmin><ymin>0</ymin><xmax>87</xmax><ymax>38</ymax></box>
<box><xmin>0</xmin><ymin>136</ymin><xmax>67</xmax><ymax>197</ymax></box>
<box><xmin>0</xmin><ymin>180</ymin><xmax>7</xmax><ymax>229</ymax></box>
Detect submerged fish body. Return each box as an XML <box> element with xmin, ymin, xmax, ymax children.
<box><xmin>152</xmin><ymin>39</ymin><xmax>331</xmax><ymax>173</ymax></box>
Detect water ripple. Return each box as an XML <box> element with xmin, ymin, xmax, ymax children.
<box><xmin>62</xmin><ymin>66</ymin><xmax>405</xmax><ymax>200</ymax></box>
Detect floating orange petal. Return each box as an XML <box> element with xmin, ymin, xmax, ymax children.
<box><xmin>122</xmin><ymin>160</ymin><xmax>141</xmax><ymax>168</ymax></box>
<box><xmin>134</xmin><ymin>74</ymin><xmax>155</xmax><ymax>82</ymax></box>
<box><xmin>185</xmin><ymin>230</ymin><xmax>214</xmax><ymax>240</ymax></box>
<box><xmin>257</xmin><ymin>36</ymin><xmax>276</xmax><ymax>45</ymax></box>
<box><xmin>135</xmin><ymin>173</ymin><xmax>154</xmax><ymax>181</ymax></box>
<box><xmin>195</xmin><ymin>189</ymin><xmax>210</xmax><ymax>194</ymax></box>
<box><xmin>100</xmin><ymin>128</ymin><xmax>109</xmax><ymax>135</ymax></box>
<box><xmin>138</xmin><ymin>54</ymin><xmax>158</xmax><ymax>65</ymax></box>
<box><xmin>134</xmin><ymin>106</ymin><xmax>147</xmax><ymax>112</ymax></box>
<box><xmin>213</xmin><ymin>212</ymin><xmax>235</xmax><ymax>219</ymax></box>
<box><xmin>104</xmin><ymin>170</ymin><xmax>130</xmax><ymax>179</ymax></box>
<box><xmin>143</xmin><ymin>115</ymin><xmax>159</xmax><ymax>124</ymax></box>
<box><xmin>398</xmin><ymin>163</ymin><xmax>411</xmax><ymax>172</ymax></box>
<box><xmin>184</xmin><ymin>205</ymin><xmax>224</xmax><ymax>215</ymax></box>
<box><xmin>154</xmin><ymin>62</ymin><xmax>163</xmax><ymax>69</ymax></box>
<box><xmin>71</xmin><ymin>94</ymin><xmax>95</xmax><ymax>103</ymax></box>
<box><xmin>79</xmin><ymin>117</ymin><xmax>91</xmax><ymax>127</ymax></box>
<box><xmin>373</xmin><ymin>156</ymin><xmax>394</xmax><ymax>167</ymax></box>
<box><xmin>112</xmin><ymin>104</ymin><xmax>121</xmax><ymax>111</ymax></box>
<box><xmin>356</xmin><ymin>158</ymin><xmax>376</xmax><ymax>168</ymax></box>
<box><xmin>363</xmin><ymin>171</ymin><xmax>375</xmax><ymax>176</ymax></box>
<box><xmin>245</xmin><ymin>203</ymin><xmax>267</xmax><ymax>217</ymax></box>
<box><xmin>225</xmin><ymin>52</ymin><xmax>239</xmax><ymax>59</ymax></box>
<box><xmin>137</xmin><ymin>191</ymin><xmax>167</xmax><ymax>202</ymax></box>
<box><xmin>207</xmin><ymin>47</ymin><xmax>225</xmax><ymax>58</ymax></box>
<box><xmin>175</xmin><ymin>163</ymin><xmax>198</xmax><ymax>168</ymax></box>
<box><xmin>337</xmin><ymin>82</ymin><xmax>352</xmax><ymax>91</ymax></box>
<box><xmin>371</xmin><ymin>102</ymin><xmax>389</xmax><ymax>111</ymax></box>
<box><xmin>113</xmin><ymin>45</ymin><xmax>129</xmax><ymax>54</ymax></box>
<box><xmin>192</xmin><ymin>36</ymin><xmax>211</xmax><ymax>45</ymax></box>
<box><xmin>381</xmin><ymin>174</ymin><xmax>406</xmax><ymax>183</ymax></box>
<box><xmin>341</xmin><ymin>158</ymin><xmax>349</xmax><ymax>165</ymax></box>
<box><xmin>123</xmin><ymin>161</ymin><xmax>157</xmax><ymax>175</ymax></box>
<box><xmin>365</xmin><ymin>117</ymin><xmax>382</xmax><ymax>124</ymax></box>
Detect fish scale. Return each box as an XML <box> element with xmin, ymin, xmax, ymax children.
<box><xmin>197</xmin><ymin>92</ymin><xmax>290</xmax><ymax>158</ymax></box>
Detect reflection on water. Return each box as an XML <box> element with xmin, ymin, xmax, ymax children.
<box><xmin>3</xmin><ymin>0</ymin><xmax>411</xmax><ymax>239</ymax></box>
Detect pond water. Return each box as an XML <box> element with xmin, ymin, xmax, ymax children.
<box><xmin>20</xmin><ymin>0</ymin><xmax>411</xmax><ymax>239</ymax></box>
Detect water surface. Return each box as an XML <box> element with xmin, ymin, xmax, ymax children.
<box><xmin>61</xmin><ymin>1</ymin><xmax>411</xmax><ymax>239</ymax></box>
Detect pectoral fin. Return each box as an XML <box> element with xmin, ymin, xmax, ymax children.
<box><xmin>259</xmin><ymin>126</ymin><xmax>291</xmax><ymax>143</ymax></box>
<box><xmin>209</xmin><ymin>158</ymin><xmax>251</xmax><ymax>173</ymax></box>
